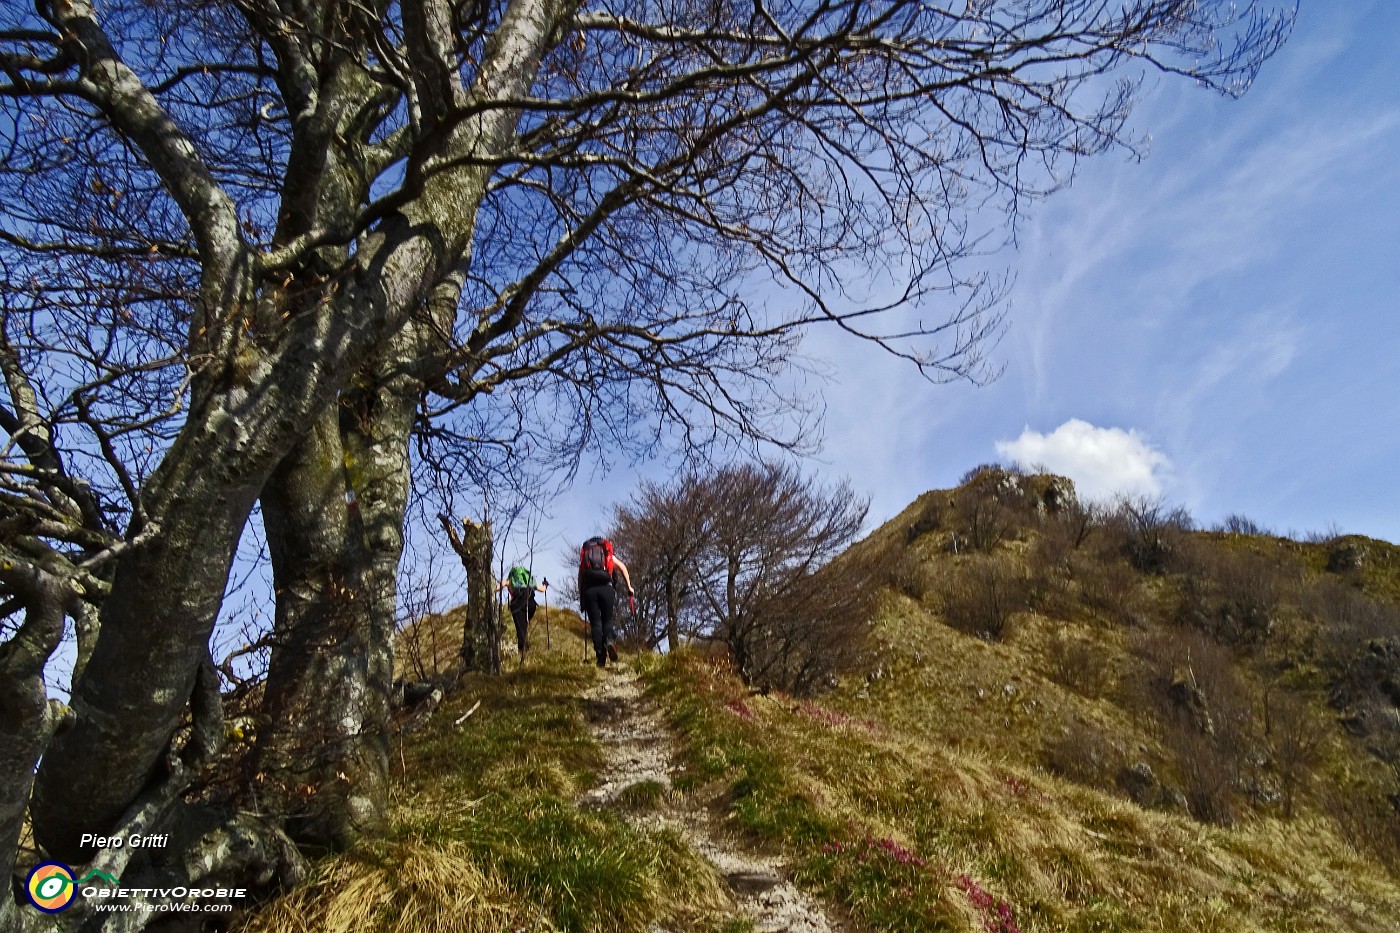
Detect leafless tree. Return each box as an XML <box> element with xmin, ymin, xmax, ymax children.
<box><xmin>948</xmin><ymin>469</ymin><xmax>1025</xmax><ymax>552</ymax></box>
<box><xmin>613</xmin><ymin>461</ymin><xmax>873</xmax><ymax>693</ymax></box>
<box><xmin>611</xmin><ymin>471</ymin><xmax>714</xmax><ymax>651</ymax></box>
<box><xmin>938</xmin><ymin>553</ymin><xmax>1030</xmax><ymax>641</ymax></box>
<box><xmin>1108</xmin><ymin>493</ymin><xmax>1195</xmax><ymax>574</ymax></box>
<box><xmin>1</xmin><ymin>0</ymin><xmax>1293</xmax><ymax>919</ymax></box>
<box><xmin>1264</xmin><ymin>689</ymin><xmax>1327</xmax><ymax>819</ymax></box>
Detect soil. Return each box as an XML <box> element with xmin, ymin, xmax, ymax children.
<box><xmin>581</xmin><ymin>664</ymin><xmax>847</xmax><ymax>933</ymax></box>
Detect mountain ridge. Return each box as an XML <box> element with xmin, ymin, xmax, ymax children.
<box><xmin>234</xmin><ymin>468</ymin><xmax>1400</xmax><ymax>932</ymax></box>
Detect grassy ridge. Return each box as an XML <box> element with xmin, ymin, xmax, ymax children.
<box><xmin>643</xmin><ymin>649</ymin><xmax>1400</xmax><ymax>932</ymax></box>
<box><xmin>235</xmin><ymin>474</ymin><xmax>1400</xmax><ymax>932</ymax></box>
<box><xmin>239</xmin><ymin>624</ymin><xmax>728</xmax><ymax>933</ymax></box>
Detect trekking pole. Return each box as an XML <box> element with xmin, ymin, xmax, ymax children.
<box><xmin>543</xmin><ymin>579</ymin><xmax>551</xmax><ymax>650</ymax></box>
<box><xmin>582</xmin><ymin>598</ymin><xmax>590</xmax><ymax>665</ymax></box>
<box><xmin>503</xmin><ymin>584</ymin><xmax>514</xmax><ymax>669</ymax></box>
<box><xmin>627</xmin><ymin>592</ymin><xmax>637</xmax><ymax>661</ymax></box>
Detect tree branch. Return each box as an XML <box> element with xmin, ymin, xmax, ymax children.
<box><xmin>39</xmin><ymin>0</ymin><xmax>245</xmax><ymax>269</ymax></box>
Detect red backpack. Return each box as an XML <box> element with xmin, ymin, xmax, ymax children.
<box><xmin>579</xmin><ymin>536</ymin><xmax>615</xmax><ymax>584</ymax></box>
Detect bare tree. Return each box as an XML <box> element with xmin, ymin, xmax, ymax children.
<box><xmin>1264</xmin><ymin>689</ymin><xmax>1327</xmax><ymax>820</ymax></box>
<box><xmin>1</xmin><ymin>0</ymin><xmax>1293</xmax><ymax>917</ymax></box>
<box><xmin>614</xmin><ymin>461</ymin><xmax>873</xmax><ymax>694</ymax></box>
<box><xmin>1108</xmin><ymin>493</ymin><xmax>1195</xmax><ymax>574</ymax></box>
<box><xmin>611</xmin><ymin>472</ymin><xmax>714</xmax><ymax>651</ymax></box>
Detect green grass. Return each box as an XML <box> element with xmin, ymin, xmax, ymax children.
<box><xmin>642</xmin><ymin>652</ymin><xmax>990</xmax><ymax>931</ymax></box>
<box><xmin>641</xmin><ymin>646</ymin><xmax>1400</xmax><ymax>933</ymax></box>
<box><xmin>643</xmin><ymin>654</ymin><xmax>840</xmax><ymax>847</ymax></box>
<box><xmin>240</xmin><ymin>640</ymin><xmax>728</xmax><ymax>933</ymax></box>
<box><xmin>614</xmin><ymin>779</ymin><xmax>668</xmax><ymax>812</ymax></box>
<box><xmin>237</xmin><ymin>479</ymin><xmax>1400</xmax><ymax>933</ymax></box>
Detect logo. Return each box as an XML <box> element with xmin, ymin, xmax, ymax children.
<box><xmin>26</xmin><ymin>862</ymin><xmax>76</xmax><ymax>913</ymax></box>
<box><xmin>24</xmin><ymin>862</ymin><xmax>120</xmax><ymax>913</ymax></box>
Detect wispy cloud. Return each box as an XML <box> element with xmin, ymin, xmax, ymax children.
<box><xmin>996</xmin><ymin>420</ymin><xmax>1172</xmax><ymax>502</ymax></box>
<box><xmin>1014</xmin><ymin>100</ymin><xmax>1399</xmax><ymax>403</ymax></box>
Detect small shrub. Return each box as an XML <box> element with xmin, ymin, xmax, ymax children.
<box><xmin>1175</xmin><ymin>545</ymin><xmax>1292</xmax><ymax>647</ymax></box>
<box><xmin>1073</xmin><ymin>554</ymin><xmax>1143</xmax><ymax>627</ymax></box>
<box><xmin>1044</xmin><ymin>631</ymin><xmax>1108</xmax><ymax>697</ymax></box>
<box><xmin>1039</xmin><ymin>497</ymin><xmax>1098</xmax><ymax>556</ymax></box>
<box><xmin>1302</xmin><ymin>578</ymin><xmax>1400</xmax><ymax>707</ymax></box>
<box><xmin>1046</xmin><ymin>718</ymin><xmax>1121</xmax><ymax>788</ymax></box>
<box><xmin>938</xmin><ymin>555</ymin><xmax>1029</xmax><ymax>641</ymax></box>
<box><xmin>1104</xmin><ymin>494</ymin><xmax>1193</xmax><ymax>575</ymax></box>
<box><xmin>1132</xmin><ymin>629</ymin><xmax>1261</xmax><ymax>825</ymax></box>
<box><xmin>1134</xmin><ymin>630</ymin><xmax>1255</xmax><ymax>740</ymax></box>
<box><xmin>905</xmin><ymin>499</ymin><xmax>944</xmax><ymax>543</ymax></box>
<box><xmin>948</xmin><ymin>465</ymin><xmax>1039</xmax><ymax>553</ymax></box>
<box><xmin>1215</xmin><ymin>513</ymin><xmax>1274</xmax><ymax>536</ymax></box>
<box><xmin>1320</xmin><ymin>782</ymin><xmax>1400</xmax><ymax>871</ymax></box>
<box><xmin>1026</xmin><ymin>524</ymin><xmax>1082</xmax><ymax>619</ymax></box>
<box><xmin>1163</xmin><ymin>720</ymin><xmax>1238</xmax><ymax>826</ymax></box>
<box><xmin>887</xmin><ymin>548</ymin><xmax>933</xmax><ymax>602</ymax></box>
<box><xmin>960</xmin><ymin>463</ymin><xmax>1011</xmax><ymax>485</ymax></box>
<box><xmin>1262</xmin><ymin>690</ymin><xmax>1326</xmax><ymax>818</ymax></box>
<box><xmin>1214</xmin><ymin>552</ymin><xmax>1288</xmax><ymax>644</ymax></box>
<box><xmin>949</xmin><ymin>492</ymin><xmax>1019</xmax><ymax>553</ymax></box>
<box><xmin>1302</xmin><ymin>521</ymin><xmax>1345</xmax><ymax>545</ymax></box>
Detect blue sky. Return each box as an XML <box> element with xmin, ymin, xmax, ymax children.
<box><xmin>36</xmin><ymin>2</ymin><xmax>1399</xmax><ymax>687</ymax></box>
<box><xmin>492</xmin><ymin>2</ymin><xmax>1400</xmax><ymax>594</ymax></box>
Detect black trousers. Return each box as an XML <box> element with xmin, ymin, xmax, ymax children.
<box><xmin>510</xmin><ymin>597</ymin><xmax>537</xmax><ymax>654</ymax></box>
<box><xmin>580</xmin><ymin>584</ymin><xmax>616</xmax><ymax>663</ymax></box>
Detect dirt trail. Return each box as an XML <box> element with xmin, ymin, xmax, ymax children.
<box><xmin>582</xmin><ymin>665</ymin><xmax>846</xmax><ymax>933</ymax></box>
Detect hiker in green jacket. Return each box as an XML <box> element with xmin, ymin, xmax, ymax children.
<box><xmin>499</xmin><ymin>567</ymin><xmax>548</xmax><ymax>660</ymax></box>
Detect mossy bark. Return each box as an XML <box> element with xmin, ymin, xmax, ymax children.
<box><xmin>253</xmin><ymin>353</ymin><xmax>418</xmax><ymax>849</ymax></box>
<box><xmin>457</xmin><ymin>518</ymin><xmax>500</xmax><ymax>675</ymax></box>
<box><xmin>28</xmin><ymin>0</ymin><xmax>579</xmax><ymax>873</ymax></box>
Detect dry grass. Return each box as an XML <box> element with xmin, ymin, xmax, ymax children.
<box><xmin>239</xmin><ymin>625</ymin><xmax>728</xmax><ymax>933</ymax></box>
<box><xmin>244</xmin><ymin>473</ymin><xmax>1400</xmax><ymax>933</ymax></box>
<box><xmin>239</xmin><ymin>838</ymin><xmax>520</xmax><ymax>933</ymax></box>
<box><xmin>647</xmin><ymin>643</ymin><xmax>1400</xmax><ymax>932</ymax></box>
<box><xmin>640</xmin><ymin>468</ymin><xmax>1400</xmax><ymax>931</ymax></box>
<box><xmin>395</xmin><ymin>604</ymin><xmax>586</xmax><ymax>680</ymax></box>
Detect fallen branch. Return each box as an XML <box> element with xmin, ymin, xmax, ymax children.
<box><xmin>454</xmin><ymin>700</ymin><xmax>482</xmax><ymax>727</ymax></box>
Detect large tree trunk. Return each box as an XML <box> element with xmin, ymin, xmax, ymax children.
<box><xmin>251</xmin><ymin>408</ymin><xmax>366</xmax><ymax>849</ymax></box>
<box><xmin>29</xmin><ymin>377</ymin><xmax>272</xmax><ymax>862</ymax></box>
<box><xmin>0</xmin><ymin>569</ymin><xmax>70</xmax><ymax>924</ymax></box>
<box><xmin>237</xmin><ymin>0</ymin><xmax>577</xmax><ymax>841</ymax></box>
<box><xmin>28</xmin><ymin>0</ymin><xmax>575</xmax><ymax>869</ymax></box>
<box><xmin>30</xmin><ymin>194</ymin><xmax>480</xmax><ymax>863</ymax></box>
<box><xmin>29</xmin><ymin>240</ymin><xmax>427</xmax><ymax>860</ymax></box>
<box><xmin>252</xmin><ymin>347</ymin><xmax>420</xmax><ymax>850</ymax></box>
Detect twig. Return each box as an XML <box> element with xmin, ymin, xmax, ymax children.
<box><xmin>454</xmin><ymin>700</ymin><xmax>482</xmax><ymax>726</ymax></box>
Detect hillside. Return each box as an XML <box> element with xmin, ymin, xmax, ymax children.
<box><xmin>232</xmin><ymin>471</ymin><xmax>1400</xmax><ymax>932</ymax></box>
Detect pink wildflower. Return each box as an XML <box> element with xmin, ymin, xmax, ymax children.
<box><xmin>956</xmin><ymin>875</ymin><xmax>1020</xmax><ymax>933</ymax></box>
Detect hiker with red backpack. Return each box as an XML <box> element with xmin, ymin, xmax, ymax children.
<box><xmin>577</xmin><ymin>536</ymin><xmax>634</xmax><ymax>668</ymax></box>
<box><xmin>498</xmin><ymin>566</ymin><xmax>548</xmax><ymax>661</ymax></box>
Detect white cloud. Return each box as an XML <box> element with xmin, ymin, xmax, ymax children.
<box><xmin>995</xmin><ymin>419</ymin><xmax>1172</xmax><ymax>502</ymax></box>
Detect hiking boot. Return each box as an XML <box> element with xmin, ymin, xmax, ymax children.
<box><xmin>596</xmin><ymin>657</ymin><xmax>606</xmax><ymax>668</ymax></box>
<box><xmin>607</xmin><ymin>643</ymin><xmax>618</xmax><ymax>662</ymax></box>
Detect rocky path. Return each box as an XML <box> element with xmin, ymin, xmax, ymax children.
<box><xmin>581</xmin><ymin>666</ymin><xmax>845</xmax><ymax>933</ymax></box>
